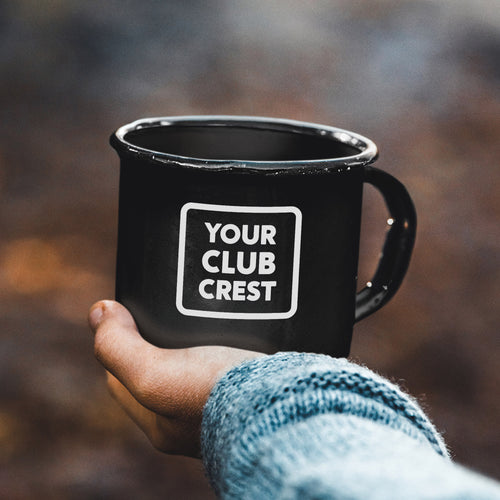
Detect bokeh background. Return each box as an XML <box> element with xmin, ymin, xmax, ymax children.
<box><xmin>1</xmin><ymin>1</ymin><xmax>499</xmax><ymax>498</ymax></box>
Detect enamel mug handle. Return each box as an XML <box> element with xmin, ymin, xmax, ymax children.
<box><xmin>355</xmin><ymin>166</ymin><xmax>417</xmax><ymax>322</ymax></box>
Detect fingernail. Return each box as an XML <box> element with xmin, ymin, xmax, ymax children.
<box><xmin>88</xmin><ymin>302</ymin><xmax>106</xmax><ymax>331</ymax></box>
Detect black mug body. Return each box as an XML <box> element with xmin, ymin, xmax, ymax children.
<box><xmin>111</xmin><ymin>116</ymin><xmax>416</xmax><ymax>356</ymax></box>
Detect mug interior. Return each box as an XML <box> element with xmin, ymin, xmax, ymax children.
<box><xmin>124</xmin><ymin>125</ymin><xmax>360</xmax><ymax>162</ymax></box>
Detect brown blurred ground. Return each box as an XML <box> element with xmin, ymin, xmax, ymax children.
<box><xmin>0</xmin><ymin>1</ymin><xmax>498</xmax><ymax>498</ymax></box>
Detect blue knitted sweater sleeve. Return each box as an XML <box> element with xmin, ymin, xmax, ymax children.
<box><xmin>201</xmin><ymin>352</ymin><xmax>500</xmax><ymax>499</ymax></box>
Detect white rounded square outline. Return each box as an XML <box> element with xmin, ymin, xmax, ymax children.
<box><xmin>176</xmin><ymin>202</ymin><xmax>302</xmax><ymax>319</ymax></box>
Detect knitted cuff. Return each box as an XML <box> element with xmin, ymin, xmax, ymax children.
<box><xmin>201</xmin><ymin>352</ymin><xmax>448</xmax><ymax>498</ymax></box>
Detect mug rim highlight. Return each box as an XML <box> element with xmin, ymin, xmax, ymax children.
<box><xmin>110</xmin><ymin>115</ymin><xmax>379</xmax><ymax>174</ymax></box>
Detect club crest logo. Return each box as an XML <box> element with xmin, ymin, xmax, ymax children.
<box><xmin>176</xmin><ymin>203</ymin><xmax>302</xmax><ymax>319</ymax></box>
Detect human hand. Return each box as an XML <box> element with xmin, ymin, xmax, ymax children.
<box><xmin>88</xmin><ymin>300</ymin><xmax>263</xmax><ymax>458</ymax></box>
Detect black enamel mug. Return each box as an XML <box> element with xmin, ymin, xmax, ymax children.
<box><xmin>110</xmin><ymin>116</ymin><xmax>416</xmax><ymax>356</ymax></box>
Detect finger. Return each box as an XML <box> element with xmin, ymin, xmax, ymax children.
<box><xmin>107</xmin><ymin>371</ymin><xmax>157</xmax><ymax>434</ymax></box>
<box><xmin>89</xmin><ymin>299</ymin><xmax>137</xmax><ymax>333</ymax></box>
<box><xmin>89</xmin><ymin>300</ymin><xmax>206</xmax><ymax>416</ymax></box>
<box><xmin>89</xmin><ymin>300</ymin><xmax>162</xmax><ymax>402</ymax></box>
<box><xmin>89</xmin><ymin>300</ymin><xmax>263</xmax><ymax>417</ymax></box>
<box><xmin>107</xmin><ymin>372</ymin><xmax>201</xmax><ymax>457</ymax></box>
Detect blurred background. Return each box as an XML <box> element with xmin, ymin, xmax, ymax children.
<box><xmin>0</xmin><ymin>0</ymin><xmax>498</xmax><ymax>498</ymax></box>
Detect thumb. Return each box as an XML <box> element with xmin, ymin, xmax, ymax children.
<box><xmin>88</xmin><ymin>300</ymin><xmax>160</xmax><ymax>396</ymax></box>
<box><xmin>88</xmin><ymin>300</ymin><xmax>213</xmax><ymax>416</ymax></box>
<box><xmin>88</xmin><ymin>299</ymin><xmax>134</xmax><ymax>332</ymax></box>
<box><xmin>88</xmin><ymin>300</ymin><xmax>263</xmax><ymax>418</ymax></box>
